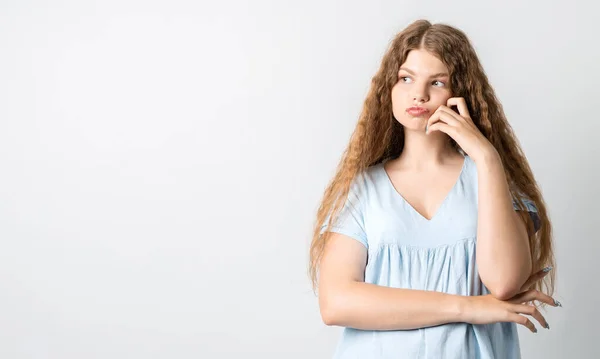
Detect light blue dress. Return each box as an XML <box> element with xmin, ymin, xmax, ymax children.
<box><xmin>320</xmin><ymin>154</ymin><xmax>539</xmax><ymax>359</ymax></box>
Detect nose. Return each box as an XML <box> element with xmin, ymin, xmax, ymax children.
<box><xmin>413</xmin><ymin>92</ymin><xmax>429</xmax><ymax>104</ymax></box>
<box><xmin>412</xmin><ymin>86</ymin><xmax>429</xmax><ymax>104</ymax></box>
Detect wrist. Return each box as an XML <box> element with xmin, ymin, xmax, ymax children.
<box><xmin>443</xmin><ymin>294</ymin><xmax>471</xmax><ymax>323</ymax></box>
<box><xmin>456</xmin><ymin>295</ymin><xmax>473</xmax><ymax>323</ymax></box>
<box><xmin>472</xmin><ymin>145</ymin><xmax>500</xmax><ymax>167</ymax></box>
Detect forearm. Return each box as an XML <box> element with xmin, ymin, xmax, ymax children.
<box><xmin>321</xmin><ymin>281</ymin><xmax>467</xmax><ymax>330</ymax></box>
<box><xmin>474</xmin><ymin>150</ymin><xmax>532</xmax><ymax>299</ymax></box>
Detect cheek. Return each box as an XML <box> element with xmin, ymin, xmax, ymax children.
<box><xmin>391</xmin><ymin>84</ymin><xmax>407</xmax><ymax>104</ymax></box>
<box><xmin>432</xmin><ymin>90</ymin><xmax>452</xmax><ymax>104</ymax></box>
<box><xmin>391</xmin><ymin>86</ymin><xmax>410</xmax><ymax>120</ymax></box>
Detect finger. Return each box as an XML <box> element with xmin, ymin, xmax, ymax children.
<box><xmin>507</xmin><ymin>313</ymin><xmax>537</xmax><ymax>333</ymax></box>
<box><xmin>446</xmin><ymin>97</ymin><xmax>472</xmax><ymax>119</ymax></box>
<box><xmin>427</xmin><ymin>122</ymin><xmax>456</xmax><ymax>137</ymax></box>
<box><xmin>520</xmin><ymin>267</ymin><xmax>552</xmax><ymax>292</ymax></box>
<box><xmin>437</xmin><ymin>105</ymin><xmax>467</xmax><ymax>123</ymax></box>
<box><xmin>513</xmin><ymin>304</ymin><xmax>549</xmax><ymax>330</ymax></box>
<box><xmin>426</xmin><ymin>110</ymin><xmax>461</xmax><ymax>131</ymax></box>
<box><xmin>510</xmin><ymin>289</ymin><xmax>559</xmax><ymax>307</ymax></box>
<box><xmin>519</xmin><ymin>267</ymin><xmax>552</xmax><ymax>292</ymax></box>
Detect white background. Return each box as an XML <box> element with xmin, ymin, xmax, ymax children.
<box><xmin>0</xmin><ymin>0</ymin><xmax>597</xmax><ymax>358</ymax></box>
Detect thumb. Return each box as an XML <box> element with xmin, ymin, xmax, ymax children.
<box><xmin>519</xmin><ymin>266</ymin><xmax>552</xmax><ymax>292</ymax></box>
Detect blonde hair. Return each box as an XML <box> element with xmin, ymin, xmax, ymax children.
<box><xmin>308</xmin><ymin>19</ymin><xmax>556</xmax><ymax>305</ymax></box>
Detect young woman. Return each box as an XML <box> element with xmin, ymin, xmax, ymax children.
<box><xmin>309</xmin><ymin>19</ymin><xmax>559</xmax><ymax>358</ymax></box>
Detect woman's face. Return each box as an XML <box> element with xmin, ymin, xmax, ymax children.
<box><xmin>391</xmin><ymin>49</ymin><xmax>452</xmax><ymax>132</ymax></box>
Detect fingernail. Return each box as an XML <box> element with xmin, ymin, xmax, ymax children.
<box><xmin>554</xmin><ymin>299</ymin><xmax>562</xmax><ymax>307</ymax></box>
<box><xmin>542</xmin><ymin>266</ymin><xmax>553</xmax><ymax>273</ymax></box>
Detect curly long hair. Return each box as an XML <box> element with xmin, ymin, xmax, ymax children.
<box><xmin>308</xmin><ymin>19</ymin><xmax>556</xmax><ymax>304</ymax></box>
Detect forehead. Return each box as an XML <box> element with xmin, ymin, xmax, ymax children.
<box><xmin>399</xmin><ymin>49</ymin><xmax>448</xmax><ymax>75</ymax></box>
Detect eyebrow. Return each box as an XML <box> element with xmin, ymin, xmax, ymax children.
<box><xmin>399</xmin><ymin>67</ymin><xmax>449</xmax><ymax>78</ymax></box>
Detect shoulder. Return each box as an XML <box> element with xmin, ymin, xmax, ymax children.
<box><xmin>353</xmin><ymin>163</ymin><xmax>385</xmax><ymax>191</ymax></box>
<box><xmin>343</xmin><ymin>163</ymin><xmax>385</xmax><ymax>206</ymax></box>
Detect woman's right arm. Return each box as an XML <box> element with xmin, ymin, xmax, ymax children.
<box><xmin>318</xmin><ymin>233</ymin><xmax>557</xmax><ymax>332</ymax></box>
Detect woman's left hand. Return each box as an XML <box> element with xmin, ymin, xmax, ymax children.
<box><xmin>426</xmin><ymin>97</ymin><xmax>497</xmax><ymax>162</ymax></box>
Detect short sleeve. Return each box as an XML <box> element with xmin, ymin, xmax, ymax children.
<box><xmin>512</xmin><ymin>196</ymin><xmax>541</xmax><ymax>233</ymax></box>
<box><xmin>319</xmin><ymin>176</ymin><xmax>368</xmax><ymax>249</ymax></box>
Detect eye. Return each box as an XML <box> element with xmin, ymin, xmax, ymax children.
<box><xmin>432</xmin><ymin>80</ymin><xmax>446</xmax><ymax>87</ymax></box>
<box><xmin>399</xmin><ymin>76</ymin><xmax>412</xmax><ymax>83</ymax></box>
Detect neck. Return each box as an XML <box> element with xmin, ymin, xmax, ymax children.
<box><xmin>394</xmin><ymin>127</ymin><xmax>462</xmax><ymax>170</ymax></box>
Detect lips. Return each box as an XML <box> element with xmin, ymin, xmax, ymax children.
<box><xmin>406</xmin><ymin>107</ymin><xmax>430</xmax><ymax>116</ymax></box>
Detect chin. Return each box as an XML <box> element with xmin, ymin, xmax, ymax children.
<box><xmin>395</xmin><ymin>114</ymin><xmax>429</xmax><ymax>131</ymax></box>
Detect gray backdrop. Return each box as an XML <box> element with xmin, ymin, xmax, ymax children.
<box><xmin>1</xmin><ymin>0</ymin><xmax>597</xmax><ymax>358</ymax></box>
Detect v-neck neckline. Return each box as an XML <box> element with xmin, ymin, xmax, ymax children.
<box><xmin>381</xmin><ymin>155</ymin><xmax>468</xmax><ymax>223</ymax></box>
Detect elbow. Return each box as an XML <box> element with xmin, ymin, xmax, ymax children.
<box><xmin>319</xmin><ymin>295</ymin><xmax>343</xmax><ymax>326</ymax></box>
<box><xmin>319</xmin><ymin>287</ymin><xmax>349</xmax><ymax>326</ymax></box>
<box><xmin>488</xmin><ymin>288</ymin><xmax>516</xmax><ymax>301</ymax></box>
<box><xmin>320</xmin><ymin>305</ymin><xmax>338</xmax><ymax>326</ymax></box>
<box><xmin>480</xmin><ymin>268</ymin><xmax>530</xmax><ymax>301</ymax></box>
<box><xmin>486</xmin><ymin>284</ymin><xmax>521</xmax><ymax>301</ymax></box>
